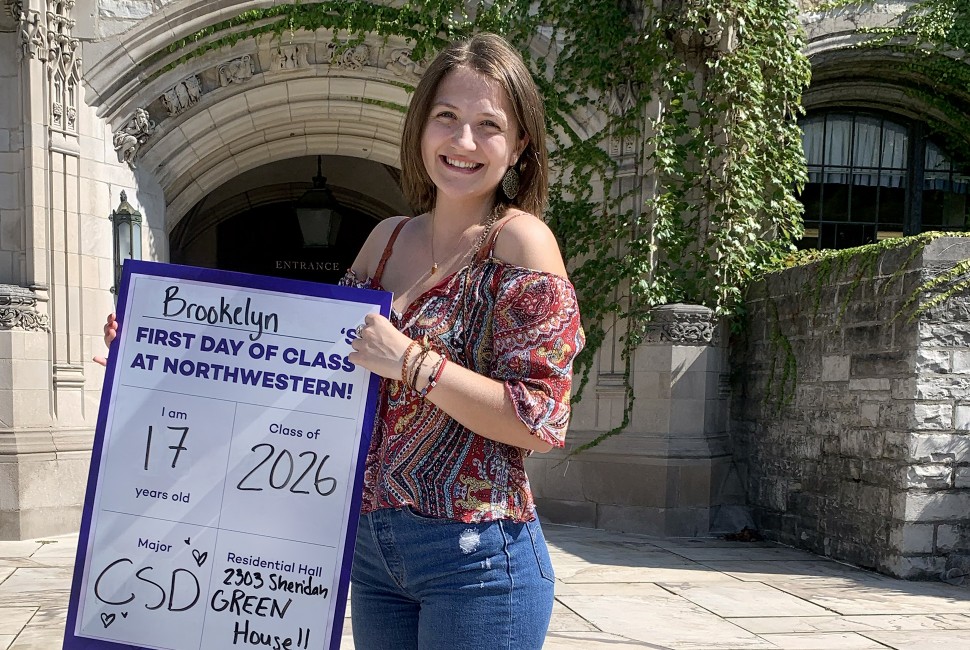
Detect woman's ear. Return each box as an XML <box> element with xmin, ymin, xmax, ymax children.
<box><xmin>513</xmin><ymin>133</ymin><xmax>530</xmax><ymax>165</ymax></box>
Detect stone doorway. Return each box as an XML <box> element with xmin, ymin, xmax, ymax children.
<box><xmin>170</xmin><ymin>154</ymin><xmax>410</xmax><ymax>284</ymax></box>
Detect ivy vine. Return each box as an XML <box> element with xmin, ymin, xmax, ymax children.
<box><xmin>152</xmin><ymin>0</ymin><xmax>812</xmax><ymax>450</ymax></box>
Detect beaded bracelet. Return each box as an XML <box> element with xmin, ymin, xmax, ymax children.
<box><xmin>401</xmin><ymin>340</ymin><xmax>420</xmax><ymax>387</ymax></box>
<box><xmin>419</xmin><ymin>356</ymin><xmax>447</xmax><ymax>398</ymax></box>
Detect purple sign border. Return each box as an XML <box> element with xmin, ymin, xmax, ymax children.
<box><xmin>63</xmin><ymin>259</ymin><xmax>391</xmax><ymax>650</ymax></box>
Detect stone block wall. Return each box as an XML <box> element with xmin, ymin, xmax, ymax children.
<box><xmin>731</xmin><ymin>236</ymin><xmax>970</xmax><ymax>579</ymax></box>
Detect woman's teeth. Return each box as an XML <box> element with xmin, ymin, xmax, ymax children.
<box><xmin>445</xmin><ymin>157</ymin><xmax>480</xmax><ymax>169</ymax></box>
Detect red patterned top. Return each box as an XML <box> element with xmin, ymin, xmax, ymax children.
<box><xmin>340</xmin><ymin>218</ymin><xmax>585</xmax><ymax>523</ymax></box>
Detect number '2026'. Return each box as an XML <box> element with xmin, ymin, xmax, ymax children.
<box><xmin>236</xmin><ymin>444</ymin><xmax>337</xmax><ymax>496</ymax></box>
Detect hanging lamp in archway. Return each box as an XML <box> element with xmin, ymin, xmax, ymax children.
<box><xmin>295</xmin><ymin>155</ymin><xmax>343</xmax><ymax>247</ymax></box>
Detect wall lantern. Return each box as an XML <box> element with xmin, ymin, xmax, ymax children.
<box><xmin>110</xmin><ymin>190</ymin><xmax>142</xmax><ymax>293</ymax></box>
<box><xmin>295</xmin><ymin>155</ymin><xmax>342</xmax><ymax>247</ymax></box>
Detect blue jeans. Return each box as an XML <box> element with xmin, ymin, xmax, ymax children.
<box><xmin>350</xmin><ymin>507</ymin><xmax>555</xmax><ymax>649</ymax></box>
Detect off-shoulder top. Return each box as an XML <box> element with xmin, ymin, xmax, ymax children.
<box><xmin>340</xmin><ymin>216</ymin><xmax>585</xmax><ymax>523</ymax></box>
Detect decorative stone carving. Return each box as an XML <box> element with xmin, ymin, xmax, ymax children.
<box><xmin>18</xmin><ymin>9</ymin><xmax>45</xmax><ymax>60</ymax></box>
<box><xmin>0</xmin><ymin>285</ymin><xmax>50</xmax><ymax>332</ymax></box>
<box><xmin>113</xmin><ymin>108</ymin><xmax>156</xmax><ymax>168</ymax></box>
<box><xmin>385</xmin><ymin>48</ymin><xmax>423</xmax><ymax>76</ymax></box>
<box><xmin>19</xmin><ymin>0</ymin><xmax>81</xmax><ymax>133</ymax></box>
<box><xmin>45</xmin><ymin>0</ymin><xmax>79</xmax><ymax>64</ymax></box>
<box><xmin>325</xmin><ymin>42</ymin><xmax>369</xmax><ymax>70</ymax></box>
<box><xmin>160</xmin><ymin>75</ymin><xmax>203</xmax><ymax>116</ymax></box>
<box><xmin>271</xmin><ymin>44</ymin><xmax>310</xmax><ymax>71</ymax></box>
<box><xmin>0</xmin><ymin>0</ymin><xmax>20</xmax><ymax>31</ymax></box>
<box><xmin>219</xmin><ymin>55</ymin><xmax>254</xmax><ymax>86</ymax></box>
<box><xmin>606</xmin><ymin>81</ymin><xmax>639</xmax><ymax>159</ymax></box>
<box><xmin>643</xmin><ymin>303</ymin><xmax>718</xmax><ymax>346</ymax></box>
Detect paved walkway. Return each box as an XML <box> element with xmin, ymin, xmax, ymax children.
<box><xmin>3</xmin><ymin>524</ymin><xmax>970</xmax><ymax>649</ymax></box>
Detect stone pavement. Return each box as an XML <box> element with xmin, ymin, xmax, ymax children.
<box><xmin>4</xmin><ymin>524</ymin><xmax>970</xmax><ymax>649</ymax></box>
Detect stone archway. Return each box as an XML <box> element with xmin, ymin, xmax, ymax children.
<box><xmin>83</xmin><ymin>14</ymin><xmax>426</xmax><ymax>236</ymax></box>
<box><xmin>170</xmin><ymin>153</ymin><xmax>410</xmax><ymax>283</ymax></box>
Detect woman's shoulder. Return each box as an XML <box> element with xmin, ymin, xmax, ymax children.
<box><xmin>491</xmin><ymin>210</ymin><xmax>568</xmax><ymax>279</ymax></box>
<box><xmin>353</xmin><ymin>215</ymin><xmax>412</xmax><ymax>278</ymax></box>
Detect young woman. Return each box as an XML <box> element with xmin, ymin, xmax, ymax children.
<box><xmin>340</xmin><ymin>33</ymin><xmax>584</xmax><ymax>649</ymax></box>
<box><xmin>100</xmin><ymin>32</ymin><xmax>583</xmax><ymax>650</ymax></box>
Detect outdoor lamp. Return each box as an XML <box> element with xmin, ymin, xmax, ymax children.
<box><xmin>110</xmin><ymin>190</ymin><xmax>142</xmax><ymax>293</ymax></box>
<box><xmin>295</xmin><ymin>155</ymin><xmax>342</xmax><ymax>247</ymax></box>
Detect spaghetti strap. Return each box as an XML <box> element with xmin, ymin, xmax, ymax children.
<box><xmin>373</xmin><ymin>218</ymin><xmax>410</xmax><ymax>287</ymax></box>
<box><xmin>476</xmin><ymin>212</ymin><xmax>524</xmax><ymax>262</ymax></box>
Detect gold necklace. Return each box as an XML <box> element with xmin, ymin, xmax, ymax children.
<box><xmin>429</xmin><ymin>209</ymin><xmax>501</xmax><ymax>276</ymax></box>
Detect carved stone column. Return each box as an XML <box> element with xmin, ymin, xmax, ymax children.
<box><xmin>0</xmin><ymin>0</ymin><xmax>93</xmax><ymax>540</ymax></box>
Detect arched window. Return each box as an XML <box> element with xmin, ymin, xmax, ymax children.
<box><xmin>799</xmin><ymin>112</ymin><xmax>969</xmax><ymax>249</ymax></box>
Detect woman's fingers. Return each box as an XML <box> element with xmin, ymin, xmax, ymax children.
<box><xmin>348</xmin><ymin>314</ymin><xmax>412</xmax><ymax>379</ymax></box>
<box><xmin>103</xmin><ymin>313</ymin><xmax>118</xmax><ymax>346</ymax></box>
<box><xmin>94</xmin><ymin>313</ymin><xmax>118</xmax><ymax>366</ymax></box>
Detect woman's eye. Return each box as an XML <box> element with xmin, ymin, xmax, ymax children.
<box><xmin>435</xmin><ymin>111</ymin><xmax>456</xmax><ymax>120</ymax></box>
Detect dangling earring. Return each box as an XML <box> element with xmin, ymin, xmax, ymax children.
<box><xmin>501</xmin><ymin>165</ymin><xmax>520</xmax><ymax>200</ymax></box>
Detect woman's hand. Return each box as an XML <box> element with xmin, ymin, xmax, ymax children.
<box><xmin>92</xmin><ymin>313</ymin><xmax>119</xmax><ymax>367</ymax></box>
<box><xmin>348</xmin><ymin>313</ymin><xmax>414</xmax><ymax>381</ymax></box>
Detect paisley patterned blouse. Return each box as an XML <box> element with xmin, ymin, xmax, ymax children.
<box><xmin>339</xmin><ymin>218</ymin><xmax>585</xmax><ymax>523</ymax></box>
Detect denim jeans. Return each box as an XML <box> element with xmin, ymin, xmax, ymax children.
<box><xmin>350</xmin><ymin>507</ymin><xmax>555</xmax><ymax>649</ymax></box>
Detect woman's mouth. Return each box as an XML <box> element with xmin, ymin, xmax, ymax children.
<box><xmin>442</xmin><ymin>156</ymin><xmax>483</xmax><ymax>171</ymax></box>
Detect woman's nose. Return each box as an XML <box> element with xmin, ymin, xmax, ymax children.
<box><xmin>453</xmin><ymin>123</ymin><xmax>475</xmax><ymax>149</ymax></box>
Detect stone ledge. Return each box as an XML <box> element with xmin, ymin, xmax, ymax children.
<box><xmin>0</xmin><ymin>428</ymin><xmax>94</xmax><ymax>455</ymax></box>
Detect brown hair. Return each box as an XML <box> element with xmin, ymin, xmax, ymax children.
<box><xmin>399</xmin><ymin>33</ymin><xmax>548</xmax><ymax>217</ymax></box>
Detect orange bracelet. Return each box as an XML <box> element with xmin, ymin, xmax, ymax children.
<box><xmin>401</xmin><ymin>340</ymin><xmax>420</xmax><ymax>388</ymax></box>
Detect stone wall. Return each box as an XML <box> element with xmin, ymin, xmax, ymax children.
<box><xmin>732</xmin><ymin>236</ymin><xmax>970</xmax><ymax>580</ymax></box>
<box><xmin>0</xmin><ymin>31</ymin><xmax>23</xmax><ymax>285</ymax></box>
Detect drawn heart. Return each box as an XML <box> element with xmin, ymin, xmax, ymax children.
<box><xmin>100</xmin><ymin>613</ymin><xmax>115</xmax><ymax>628</ymax></box>
<box><xmin>192</xmin><ymin>549</ymin><xmax>208</xmax><ymax>567</ymax></box>
<box><xmin>121</xmin><ymin>612</ymin><xmax>128</xmax><ymax>618</ymax></box>
<box><xmin>184</xmin><ymin>538</ymin><xmax>191</xmax><ymax>545</ymax></box>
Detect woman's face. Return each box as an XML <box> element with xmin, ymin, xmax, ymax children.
<box><xmin>421</xmin><ymin>66</ymin><xmax>529</xmax><ymax>210</ymax></box>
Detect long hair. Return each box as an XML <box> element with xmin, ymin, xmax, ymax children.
<box><xmin>399</xmin><ymin>33</ymin><xmax>548</xmax><ymax>217</ymax></box>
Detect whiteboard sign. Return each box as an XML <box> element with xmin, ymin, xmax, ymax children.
<box><xmin>65</xmin><ymin>261</ymin><xmax>390</xmax><ymax>650</ymax></box>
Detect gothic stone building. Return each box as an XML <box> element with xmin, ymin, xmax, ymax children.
<box><xmin>1</xmin><ymin>1</ymin><xmax>968</xmax><ymax>558</ymax></box>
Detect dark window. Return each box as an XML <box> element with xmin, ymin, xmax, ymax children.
<box><xmin>798</xmin><ymin>112</ymin><xmax>969</xmax><ymax>249</ymax></box>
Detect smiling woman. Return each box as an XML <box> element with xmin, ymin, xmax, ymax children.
<box><xmin>338</xmin><ymin>32</ymin><xmax>583</xmax><ymax>650</ymax></box>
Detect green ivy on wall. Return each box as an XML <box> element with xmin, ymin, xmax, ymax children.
<box><xmin>158</xmin><ymin>0</ymin><xmax>812</xmax><ymax>448</ymax></box>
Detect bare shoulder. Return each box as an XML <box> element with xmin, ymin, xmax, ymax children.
<box><xmin>492</xmin><ymin>210</ymin><xmax>568</xmax><ymax>278</ymax></box>
<box><xmin>351</xmin><ymin>215</ymin><xmax>411</xmax><ymax>278</ymax></box>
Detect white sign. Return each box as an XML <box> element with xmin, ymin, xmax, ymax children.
<box><xmin>65</xmin><ymin>261</ymin><xmax>390</xmax><ymax>650</ymax></box>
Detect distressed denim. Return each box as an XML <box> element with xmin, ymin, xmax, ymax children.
<box><xmin>350</xmin><ymin>507</ymin><xmax>555</xmax><ymax>649</ymax></box>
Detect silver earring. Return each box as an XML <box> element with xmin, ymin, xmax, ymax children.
<box><xmin>501</xmin><ymin>166</ymin><xmax>520</xmax><ymax>199</ymax></box>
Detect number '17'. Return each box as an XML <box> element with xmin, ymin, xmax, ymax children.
<box><xmin>144</xmin><ymin>426</ymin><xmax>190</xmax><ymax>471</ymax></box>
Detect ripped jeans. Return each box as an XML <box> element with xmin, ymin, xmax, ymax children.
<box><xmin>350</xmin><ymin>507</ymin><xmax>555</xmax><ymax>649</ymax></box>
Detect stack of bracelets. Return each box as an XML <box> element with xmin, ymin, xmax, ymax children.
<box><xmin>400</xmin><ymin>336</ymin><xmax>448</xmax><ymax>398</ymax></box>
